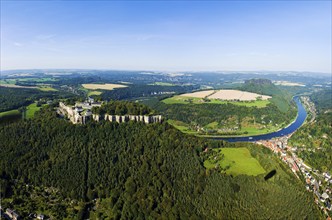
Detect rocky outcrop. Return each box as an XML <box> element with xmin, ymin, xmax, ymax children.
<box><xmin>93</xmin><ymin>114</ymin><xmax>162</xmax><ymax>124</ymax></box>
<box><xmin>58</xmin><ymin>102</ymin><xmax>163</xmax><ymax>125</ymax></box>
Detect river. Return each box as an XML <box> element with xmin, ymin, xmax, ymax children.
<box><xmin>217</xmin><ymin>96</ymin><xmax>307</xmax><ymax>142</ymax></box>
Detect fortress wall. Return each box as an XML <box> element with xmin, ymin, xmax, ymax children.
<box><xmin>58</xmin><ymin>102</ymin><xmax>163</xmax><ymax>125</ymax></box>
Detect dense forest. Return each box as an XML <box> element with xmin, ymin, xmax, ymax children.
<box><xmin>240</xmin><ymin>79</ymin><xmax>294</xmax><ymax>113</ymax></box>
<box><xmin>100</xmin><ymin>84</ymin><xmax>199</xmax><ymax>100</ymax></box>
<box><xmin>0</xmin><ymin>87</ymin><xmax>63</xmax><ymax>112</ymax></box>
<box><xmin>141</xmin><ymin>79</ymin><xmax>297</xmax><ymax>136</ymax></box>
<box><xmin>148</xmin><ymin>98</ymin><xmax>296</xmax><ymax>128</ymax></box>
<box><xmin>0</xmin><ymin>105</ymin><xmax>321</xmax><ymax>219</ymax></box>
<box><xmin>289</xmin><ymin>88</ymin><xmax>332</xmax><ymax>172</ymax></box>
<box><xmin>91</xmin><ymin>100</ymin><xmax>153</xmax><ymax>115</ymax></box>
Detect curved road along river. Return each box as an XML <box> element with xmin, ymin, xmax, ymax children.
<box><xmin>217</xmin><ymin>96</ymin><xmax>307</xmax><ymax>142</ymax></box>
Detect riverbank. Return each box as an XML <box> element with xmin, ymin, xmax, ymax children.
<box><xmin>219</xmin><ymin>96</ymin><xmax>307</xmax><ymax>142</ymax></box>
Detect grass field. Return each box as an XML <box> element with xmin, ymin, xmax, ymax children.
<box><xmin>25</xmin><ymin>103</ymin><xmax>40</xmax><ymax>119</ymax></box>
<box><xmin>0</xmin><ymin>109</ymin><xmax>21</xmax><ymax>118</ymax></box>
<box><xmin>0</xmin><ymin>78</ymin><xmax>57</xmax><ymax>84</ymax></box>
<box><xmin>148</xmin><ymin>82</ymin><xmax>176</xmax><ymax>86</ymax></box>
<box><xmin>162</xmin><ymin>95</ymin><xmax>270</xmax><ymax>107</ymax></box>
<box><xmin>167</xmin><ymin>120</ymin><xmax>197</xmax><ymax>135</ymax></box>
<box><xmin>25</xmin><ymin>102</ymin><xmax>44</xmax><ymax>119</ymax></box>
<box><xmin>0</xmin><ymin>79</ymin><xmax>16</xmax><ymax>84</ymax></box>
<box><xmin>0</xmin><ymin>102</ymin><xmax>45</xmax><ymax>120</ymax></box>
<box><xmin>204</xmin><ymin>148</ymin><xmax>266</xmax><ymax>176</ymax></box>
<box><xmin>82</xmin><ymin>83</ymin><xmax>127</xmax><ymax>90</ymax></box>
<box><xmin>0</xmin><ymin>84</ymin><xmax>38</xmax><ymax>89</ymax></box>
<box><xmin>38</xmin><ymin>86</ymin><xmax>58</xmax><ymax>91</ymax></box>
<box><xmin>88</xmin><ymin>90</ymin><xmax>102</xmax><ymax>96</ymax></box>
<box><xmin>17</xmin><ymin>77</ymin><xmax>58</xmax><ymax>82</ymax></box>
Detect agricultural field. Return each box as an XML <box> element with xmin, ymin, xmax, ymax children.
<box><xmin>180</xmin><ymin>90</ymin><xmax>215</xmax><ymax>98</ymax></box>
<box><xmin>0</xmin><ymin>77</ymin><xmax>57</xmax><ymax>84</ymax></box>
<box><xmin>209</xmin><ymin>90</ymin><xmax>271</xmax><ymax>101</ymax></box>
<box><xmin>0</xmin><ymin>84</ymin><xmax>38</xmax><ymax>89</ymax></box>
<box><xmin>82</xmin><ymin>83</ymin><xmax>127</xmax><ymax>90</ymax></box>
<box><xmin>180</xmin><ymin>89</ymin><xmax>271</xmax><ymax>101</ymax></box>
<box><xmin>38</xmin><ymin>86</ymin><xmax>58</xmax><ymax>91</ymax></box>
<box><xmin>273</xmin><ymin>81</ymin><xmax>305</xmax><ymax>87</ymax></box>
<box><xmin>148</xmin><ymin>82</ymin><xmax>176</xmax><ymax>86</ymax></box>
<box><xmin>204</xmin><ymin>148</ymin><xmax>266</xmax><ymax>176</ymax></box>
<box><xmin>0</xmin><ymin>79</ymin><xmax>17</xmax><ymax>84</ymax></box>
<box><xmin>162</xmin><ymin>95</ymin><xmax>270</xmax><ymax>107</ymax></box>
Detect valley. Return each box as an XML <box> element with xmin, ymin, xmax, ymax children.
<box><xmin>0</xmin><ymin>70</ymin><xmax>330</xmax><ymax>219</ymax></box>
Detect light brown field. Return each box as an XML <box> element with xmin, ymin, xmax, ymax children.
<box><xmin>273</xmin><ymin>81</ymin><xmax>305</xmax><ymax>87</ymax></box>
<box><xmin>180</xmin><ymin>90</ymin><xmax>215</xmax><ymax>98</ymax></box>
<box><xmin>0</xmin><ymin>84</ymin><xmax>38</xmax><ymax>89</ymax></box>
<box><xmin>82</xmin><ymin>83</ymin><xmax>128</xmax><ymax>90</ymax></box>
<box><xmin>180</xmin><ymin>89</ymin><xmax>271</xmax><ymax>101</ymax></box>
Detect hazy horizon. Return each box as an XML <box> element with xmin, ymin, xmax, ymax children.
<box><xmin>1</xmin><ymin>1</ymin><xmax>331</xmax><ymax>73</ymax></box>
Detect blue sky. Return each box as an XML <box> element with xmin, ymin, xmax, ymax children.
<box><xmin>1</xmin><ymin>1</ymin><xmax>331</xmax><ymax>73</ymax></box>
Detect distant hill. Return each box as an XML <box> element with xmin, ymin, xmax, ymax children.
<box><xmin>244</xmin><ymin>78</ymin><xmax>273</xmax><ymax>85</ymax></box>
<box><xmin>310</xmin><ymin>88</ymin><xmax>332</xmax><ymax>112</ymax></box>
<box><xmin>240</xmin><ymin>78</ymin><xmax>295</xmax><ymax>113</ymax></box>
<box><xmin>289</xmin><ymin>88</ymin><xmax>332</xmax><ymax>173</ymax></box>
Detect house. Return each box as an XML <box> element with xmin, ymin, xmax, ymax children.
<box><xmin>6</xmin><ymin>209</ymin><xmax>20</xmax><ymax>220</ymax></box>
<box><xmin>305</xmin><ymin>185</ymin><xmax>310</xmax><ymax>191</ymax></box>
<box><xmin>326</xmin><ymin>201</ymin><xmax>332</xmax><ymax>211</ymax></box>
<box><xmin>310</xmin><ymin>178</ymin><xmax>316</xmax><ymax>185</ymax></box>
<box><xmin>37</xmin><ymin>214</ymin><xmax>45</xmax><ymax>220</ymax></box>
<box><xmin>88</xmin><ymin>97</ymin><xmax>94</xmax><ymax>103</ymax></box>
<box><xmin>322</xmin><ymin>192</ymin><xmax>329</xmax><ymax>200</ymax></box>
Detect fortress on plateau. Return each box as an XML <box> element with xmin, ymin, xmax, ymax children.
<box><xmin>57</xmin><ymin>101</ymin><xmax>163</xmax><ymax>125</ymax></box>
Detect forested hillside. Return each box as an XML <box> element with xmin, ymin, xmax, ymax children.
<box><xmin>101</xmin><ymin>84</ymin><xmax>199</xmax><ymax>100</ymax></box>
<box><xmin>240</xmin><ymin>79</ymin><xmax>294</xmax><ymax>112</ymax></box>
<box><xmin>150</xmin><ymin>99</ymin><xmax>296</xmax><ymax>130</ymax></box>
<box><xmin>0</xmin><ymin>105</ymin><xmax>321</xmax><ymax>219</ymax></box>
<box><xmin>91</xmin><ymin>100</ymin><xmax>153</xmax><ymax>115</ymax></box>
<box><xmin>0</xmin><ymin>87</ymin><xmax>61</xmax><ymax>112</ymax></box>
<box><xmin>289</xmin><ymin>88</ymin><xmax>332</xmax><ymax>172</ymax></box>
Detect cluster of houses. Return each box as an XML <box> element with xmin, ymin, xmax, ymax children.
<box><xmin>58</xmin><ymin>98</ymin><xmax>163</xmax><ymax>124</ymax></box>
<box><xmin>57</xmin><ymin>98</ymin><xmax>102</xmax><ymax>124</ymax></box>
<box><xmin>4</xmin><ymin>208</ymin><xmax>20</xmax><ymax>220</ymax></box>
<box><xmin>257</xmin><ymin>134</ymin><xmax>332</xmax><ymax>217</ymax></box>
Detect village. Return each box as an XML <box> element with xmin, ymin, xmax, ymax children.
<box><xmin>257</xmin><ymin>135</ymin><xmax>332</xmax><ymax>219</ymax></box>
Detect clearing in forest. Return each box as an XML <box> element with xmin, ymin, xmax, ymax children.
<box><xmin>204</xmin><ymin>147</ymin><xmax>266</xmax><ymax>176</ymax></box>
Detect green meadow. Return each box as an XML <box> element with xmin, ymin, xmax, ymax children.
<box><xmin>88</xmin><ymin>90</ymin><xmax>102</xmax><ymax>96</ymax></box>
<box><xmin>0</xmin><ymin>109</ymin><xmax>21</xmax><ymax>118</ymax></box>
<box><xmin>204</xmin><ymin>148</ymin><xmax>266</xmax><ymax>176</ymax></box>
<box><xmin>25</xmin><ymin>102</ymin><xmax>44</xmax><ymax>119</ymax></box>
<box><xmin>38</xmin><ymin>86</ymin><xmax>58</xmax><ymax>91</ymax></box>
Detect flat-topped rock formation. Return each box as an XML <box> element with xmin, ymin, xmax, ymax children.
<box><xmin>92</xmin><ymin>114</ymin><xmax>162</xmax><ymax>124</ymax></box>
<box><xmin>58</xmin><ymin>102</ymin><xmax>162</xmax><ymax>124</ymax></box>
